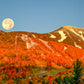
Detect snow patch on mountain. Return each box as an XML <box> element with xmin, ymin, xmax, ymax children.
<box><xmin>21</xmin><ymin>34</ymin><xmax>28</xmax><ymax>41</ymax></box>
<box><xmin>58</xmin><ymin>31</ymin><xmax>67</xmax><ymax>42</ymax></box>
<box><xmin>39</xmin><ymin>39</ymin><xmax>54</xmax><ymax>53</ymax></box>
<box><xmin>63</xmin><ymin>46</ymin><xmax>67</xmax><ymax>51</ymax></box>
<box><xmin>50</xmin><ymin>34</ymin><xmax>56</xmax><ymax>38</ymax></box>
<box><xmin>26</xmin><ymin>38</ymin><xmax>37</xmax><ymax>49</ymax></box>
<box><xmin>74</xmin><ymin>42</ymin><xmax>82</xmax><ymax>49</ymax></box>
<box><xmin>79</xmin><ymin>31</ymin><xmax>82</xmax><ymax>34</ymax></box>
<box><xmin>65</xmin><ymin>31</ymin><xmax>74</xmax><ymax>40</ymax></box>
<box><xmin>21</xmin><ymin>34</ymin><xmax>37</xmax><ymax>49</ymax></box>
<box><xmin>32</xmin><ymin>34</ymin><xmax>36</xmax><ymax>38</ymax></box>
<box><xmin>70</xmin><ymin>29</ymin><xmax>84</xmax><ymax>41</ymax></box>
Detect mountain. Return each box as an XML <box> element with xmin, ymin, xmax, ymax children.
<box><xmin>49</xmin><ymin>26</ymin><xmax>84</xmax><ymax>49</ymax></box>
<box><xmin>0</xmin><ymin>26</ymin><xmax>84</xmax><ymax>68</ymax></box>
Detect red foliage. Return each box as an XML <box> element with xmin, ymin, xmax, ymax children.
<box><xmin>57</xmin><ymin>72</ymin><xmax>66</xmax><ymax>75</ymax></box>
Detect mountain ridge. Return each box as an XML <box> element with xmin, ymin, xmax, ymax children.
<box><xmin>0</xmin><ymin>25</ymin><xmax>84</xmax><ymax>49</ymax></box>
<box><xmin>0</xmin><ymin>26</ymin><xmax>84</xmax><ymax>68</ymax></box>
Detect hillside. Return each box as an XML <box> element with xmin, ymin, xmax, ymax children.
<box><xmin>0</xmin><ymin>26</ymin><xmax>84</xmax><ymax>68</ymax></box>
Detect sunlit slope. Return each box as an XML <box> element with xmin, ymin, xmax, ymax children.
<box><xmin>49</xmin><ymin>26</ymin><xmax>84</xmax><ymax>49</ymax></box>
<box><xmin>1</xmin><ymin>26</ymin><xmax>84</xmax><ymax>49</ymax></box>
<box><xmin>0</xmin><ymin>28</ymin><xmax>84</xmax><ymax>68</ymax></box>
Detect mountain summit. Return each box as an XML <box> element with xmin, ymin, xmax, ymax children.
<box><xmin>49</xmin><ymin>26</ymin><xmax>84</xmax><ymax>49</ymax></box>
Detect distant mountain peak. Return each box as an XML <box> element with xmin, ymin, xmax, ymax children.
<box><xmin>63</xmin><ymin>26</ymin><xmax>73</xmax><ymax>29</ymax></box>
<box><xmin>62</xmin><ymin>25</ymin><xmax>84</xmax><ymax>30</ymax></box>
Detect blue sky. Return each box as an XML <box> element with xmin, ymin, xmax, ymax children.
<box><xmin>0</xmin><ymin>0</ymin><xmax>84</xmax><ymax>33</ymax></box>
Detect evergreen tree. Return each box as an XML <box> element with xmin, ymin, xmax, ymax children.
<box><xmin>55</xmin><ymin>59</ymin><xmax>83</xmax><ymax>84</ymax></box>
<box><xmin>73</xmin><ymin>59</ymin><xmax>83</xmax><ymax>84</ymax></box>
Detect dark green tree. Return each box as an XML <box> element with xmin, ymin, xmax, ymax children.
<box><xmin>54</xmin><ymin>75</ymin><xmax>64</xmax><ymax>84</ymax></box>
<box><xmin>73</xmin><ymin>59</ymin><xmax>83</xmax><ymax>84</ymax></box>
<box><xmin>55</xmin><ymin>59</ymin><xmax>83</xmax><ymax>84</ymax></box>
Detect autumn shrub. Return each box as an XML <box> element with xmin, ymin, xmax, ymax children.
<box><xmin>46</xmin><ymin>60</ymin><xmax>52</xmax><ymax>70</ymax></box>
<box><xmin>55</xmin><ymin>59</ymin><xmax>83</xmax><ymax>84</ymax></box>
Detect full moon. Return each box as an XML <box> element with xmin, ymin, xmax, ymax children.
<box><xmin>2</xmin><ymin>18</ymin><xmax>14</xmax><ymax>30</ymax></box>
